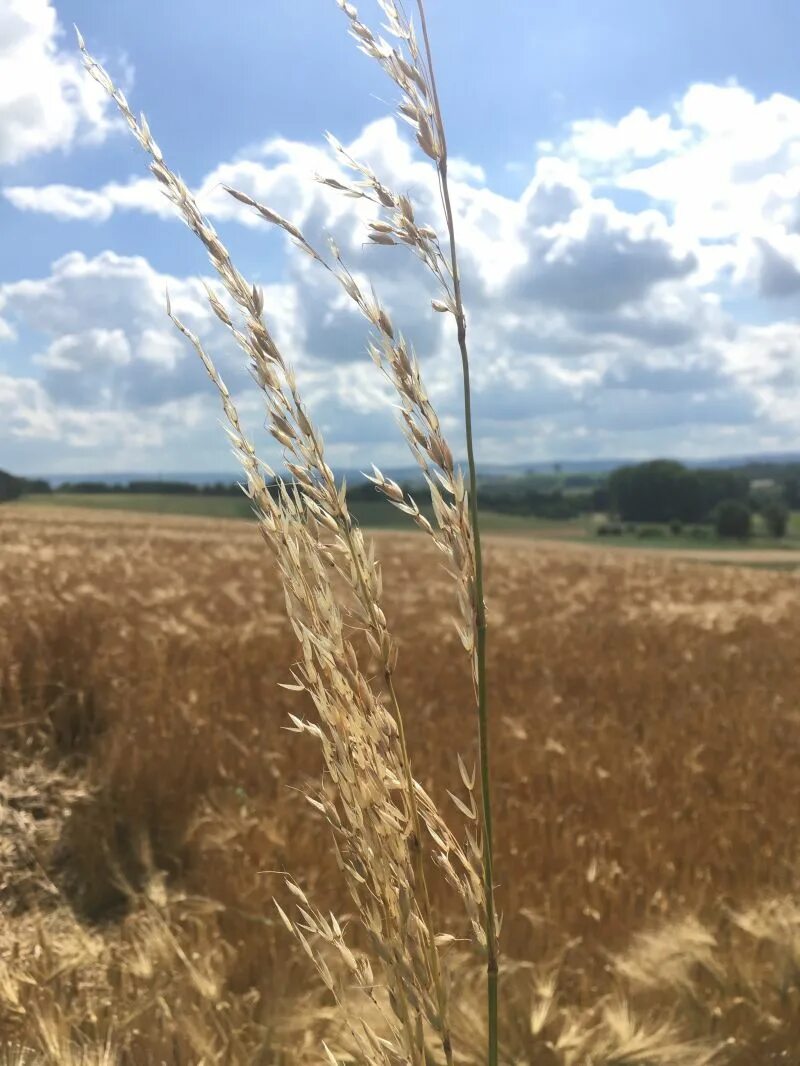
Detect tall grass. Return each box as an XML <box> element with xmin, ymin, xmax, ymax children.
<box><xmin>2</xmin><ymin>3</ymin><xmax>799</xmax><ymax>1064</ymax></box>
<box><xmin>79</xmin><ymin>2</ymin><xmax>497</xmax><ymax>1061</ymax></box>
<box><xmin>3</xmin><ymin>508</ymin><xmax>800</xmax><ymax>1062</ymax></box>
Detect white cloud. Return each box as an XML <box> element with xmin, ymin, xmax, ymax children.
<box><xmin>5</xmin><ymin>87</ymin><xmax>800</xmax><ymax>472</ymax></box>
<box><xmin>35</xmin><ymin>328</ymin><xmax>131</xmax><ymax>371</ymax></box>
<box><xmin>0</xmin><ymin>368</ymin><xmax>235</xmax><ymax>475</ymax></box>
<box><xmin>0</xmin><ymin>373</ymin><xmax>59</xmax><ymax>441</ymax></box>
<box><xmin>560</xmin><ymin>107</ymin><xmax>689</xmax><ymax>164</ymax></box>
<box><xmin>2</xmin><ymin>178</ymin><xmax>166</xmax><ymax>220</ymax></box>
<box><xmin>1</xmin><ymin>117</ymin><xmax>698</xmax><ymax>315</ymax></box>
<box><xmin>447</xmin><ymin>158</ymin><xmax>486</xmax><ymax>184</ymax></box>
<box><xmin>723</xmin><ymin>321</ymin><xmax>800</xmax><ymax>426</ymax></box>
<box><xmin>0</xmin><ymin>253</ymin><xmax>262</xmax><ymax>473</ymax></box>
<box><xmin>0</xmin><ymin>229</ymin><xmax>742</xmax><ymax>474</ymax></box>
<box><xmin>2</xmin><ymin>119</ymin><xmax>410</xmax><ymax>230</ymax></box>
<box><xmin>0</xmin><ymin>0</ymin><xmax>116</xmax><ymax>167</ymax></box>
<box><xmin>4</xmin><ymin>184</ymin><xmax>112</xmax><ymax>221</ymax></box>
<box><xmin>510</xmin><ymin>169</ymin><xmax>697</xmax><ymax>312</ymax></box>
<box><xmin>0</xmin><ymin>251</ymin><xmax>253</xmax><ymax>412</ymax></box>
<box><xmin>3</xmin><ymin>177</ymin><xmax>174</xmax><ymax>220</ymax></box>
<box><xmin>554</xmin><ymin>83</ymin><xmax>800</xmax><ymax>297</ymax></box>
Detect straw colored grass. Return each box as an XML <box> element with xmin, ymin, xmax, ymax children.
<box><xmin>76</xmin><ymin>4</ymin><xmax>499</xmax><ymax>1058</ymax></box>
<box><xmin>2</xmin><ymin>505</ymin><xmax>800</xmax><ymax>1062</ymax></box>
<box><xmin>3</xmin><ymin>2</ymin><xmax>798</xmax><ymax>1060</ymax></box>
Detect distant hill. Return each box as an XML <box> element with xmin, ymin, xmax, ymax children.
<box><xmin>18</xmin><ymin>450</ymin><xmax>800</xmax><ymax>490</ymax></box>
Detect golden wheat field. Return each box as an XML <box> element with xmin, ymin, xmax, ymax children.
<box><xmin>2</xmin><ymin>502</ymin><xmax>800</xmax><ymax>1063</ymax></box>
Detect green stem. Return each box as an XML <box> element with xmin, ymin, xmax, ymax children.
<box><xmin>415</xmin><ymin>5</ymin><xmax>498</xmax><ymax>1063</ymax></box>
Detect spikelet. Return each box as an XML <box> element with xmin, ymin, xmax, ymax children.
<box><xmin>77</xmin><ymin>35</ymin><xmax>492</xmax><ymax>1066</ymax></box>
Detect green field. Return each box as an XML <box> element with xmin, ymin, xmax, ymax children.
<box><xmin>19</xmin><ymin>492</ymin><xmax>581</xmax><ymax>536</ymax></box>
<box><xmin>21</xmin><ymin>492</ymin><xmax>255</xmax><ymax>519</ymax></box>
<box><xmin>18</xmin><ymin>494</ymin><xmax>800</xmax><ymax>555</ymax></box>
<box><xmin>594</xmin><ymin>530</ymin><xmax>800</xmax><ymax>552</ymax></box>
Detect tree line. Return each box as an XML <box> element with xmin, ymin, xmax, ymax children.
<box><xmin>608</xmin><ymin>459</ymin><xmax>790</xmax><ymax>538</ymax></box>
<box><xmin>0</xmin><ymin>470</ymin><xmax>50</xmax><ymax>501</ymax></box>
<box><xmin>0</xmin><ymin>469</ymin><xmax>602</xmax><ymax>520</ymax></box>
<box><xmin>2</xmin><ymin>460</ymin><xmax>798</xmax><ymax>538</ymax></box>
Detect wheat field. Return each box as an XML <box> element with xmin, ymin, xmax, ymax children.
<box><xmin>1</xmin><ymin>502</ymin><xmax>799</xmax><ymax>1063</ymax></box>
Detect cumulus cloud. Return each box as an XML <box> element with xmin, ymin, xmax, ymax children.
<box><xmin>2</xmin><ymin>116</ymin><xmax>698</xmax><ymax>315</ymax></box>
<box><xmin>0</xmin><ymin>251</ymin><xmax>251</xmax><ymax>414</ymax></box>
<box><xmin>0</xmin><ymin>368</ymin><xmax>239</xmax><ymax>475</ymax></box>
<box><xmin>5</xmin><ymin>83</ymin><xmax>800</xmax><ymax>471</ymax></box>
<box><xmin>510</xmin><ymin>175</ymin><xmax>697</xmax><ymax>312</ymax></box>
<box><xmin>558</xmin><ymin>107</ymin><xmax>690</xmax><ymax>165</ymax></box>
<box><xmin>3</xmin><ymin>179</ymin><xmax>163</xmax><ymax>221</ymax></box>
<box><xmin>0</xmin><ymin>374</ymin><xmax>59</xmax><ymax>441</ymax></box>
<box><xmin>553</xmin><ymin>82</ymin><xmax>800</xmax><ymax>301</ymax></box>
<box><xmin>0</xmin><ymin>248</ymin><xmax>406</xmax><ymax>471</ymax></box>
<box><xmin>722</xmin><ymin>322</ymin><xmax>800</xmax><ymax>427</ymax></box>
<box><xmin>0</xmin><ymin>0</ymin><xmax>116</xmax><ymax>166</ymax></box>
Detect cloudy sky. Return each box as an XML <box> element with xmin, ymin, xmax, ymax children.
<box><xmin>2</xmin><ymin>0</ymin><xmax>800</xmax><ymax>476</ymax></box>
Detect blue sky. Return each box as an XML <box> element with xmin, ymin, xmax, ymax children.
<box><xmin>2</xmin><ymin>0</ymin><xmax>800</xmax><ymax>476</ymax></box>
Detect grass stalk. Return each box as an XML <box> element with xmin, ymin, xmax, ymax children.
<box><xmin>414</xmin><ymin>3</ymin><xmax>499</xmax><ymax>1060</ymax></box>
<box><xmin>81</xmin><ymin>8</ymin><xmax>492</xmax><ymax>1060</ymax></box>
<box><xmin>319</xmin><ymin>458</ymin><xmax>455</xmax><ymax>1066</ymax></box>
